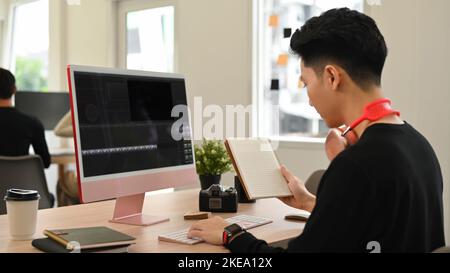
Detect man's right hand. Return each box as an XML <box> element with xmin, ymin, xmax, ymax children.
<box><xmin>325</xmin><ymin>126</ymin><xmax>359</xmax><ymax>161</ymax></box>
<box><xmin>278</xmin><ymin>166</ymin><xmax>316</xmax><ymax>212</ymax></box>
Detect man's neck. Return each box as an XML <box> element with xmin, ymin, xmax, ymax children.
<box><xmin>342</xmin><ymin>86</ymin><xmax>403</xmax><ymax>138</ymax></box>
<box><xmin>0</xmin><ymin>99</ymin><xmax>13</xmax><ymax>108</ymax></box>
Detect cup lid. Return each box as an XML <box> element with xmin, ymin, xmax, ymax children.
<box><xmin>4</xmin><ymin>189</ymin><xmax>40</xmax><ymax>201</ymax></box>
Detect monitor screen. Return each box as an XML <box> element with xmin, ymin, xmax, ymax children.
<box><xmin>14</xmin><ymin>91</ymin><xmax>70</xmax><ymax>130</ymax></box>
<box><xmin>72</xmin><ymin>71</ymin><xmax>194</xmax><ymax>178</ymax></box>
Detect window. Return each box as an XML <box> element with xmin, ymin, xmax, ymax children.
<box><xmin>124</xmin><ymin>5</ymin><xmax>174</xmax><ymax>73</ymax></box>
<box><xmin>254</xmin><ymin>0</ymin><xmax>363</xmax><ymax>140</ymax></box>
<box><xmin>9</xmin><ymin>0</ymin><xmax>49</xmax><ymax>91</ymax></box>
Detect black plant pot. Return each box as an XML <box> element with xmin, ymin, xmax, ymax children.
<box><xmin>199</xmin><ymin>175</ymin><xmax>221</xmax><ymax>190</ymax></box>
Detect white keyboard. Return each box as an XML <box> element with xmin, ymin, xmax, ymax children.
<box><xmin>158</xmin><ymin>215</ymin><xmax>273</xmax><ymax>245</ymax></box>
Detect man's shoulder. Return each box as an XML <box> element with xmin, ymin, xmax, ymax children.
<box><xmin>346</xmin><ymin>122</ymin><xmax>433</xmax><ymax>160</ymax></box>
<box><xmin>332</xmin><ymin>122</ymin><xmax>440</xmax><ymax>183</ymax></box>
<box><xmin>325</xmin><ymin>151</ymin><xmax>370</xmax><ymax>181</ymax></box>
<box><xmin>11</xmin><ymin>109</ymin><xmax>45</xmax><ymax>129</ymax></box>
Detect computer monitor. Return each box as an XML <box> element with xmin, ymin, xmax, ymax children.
<box><xmin>14</xmin><ymin>91</ymin><xmax>70</xmax><ymax>130</ymax></box>
<box><xmin>67</xmin><ymin>65</ymin><xmax>197</xmax><ymax>226</ymax></box>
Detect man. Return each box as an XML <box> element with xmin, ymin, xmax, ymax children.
<box><xmin>187</xmin><ymin>8</ymin><xmax>445</xmax><ymax>252</ymax></box>
<box><xmin>0</xmin><ymin>68</ymin><xmax>51</xmax><ymax>168</ymax></box>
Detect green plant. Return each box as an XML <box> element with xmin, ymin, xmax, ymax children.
<box><xmin>15</xmin><ymin>57</ymin><xmax>48</xmax><ymax>91</ymax></box>
<box><xmin>195</xmin><ymin>139</ymin><xmax>233</xmax><ymax>176</ymax></box>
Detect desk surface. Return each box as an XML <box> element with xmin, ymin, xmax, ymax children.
<box><xmin>0</xmin><ymin>189</ymin><xmax>304</xmax><ymax>253</ymax></box>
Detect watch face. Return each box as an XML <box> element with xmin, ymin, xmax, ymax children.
<box><xmin>226</xmin><ymin>223</ymin><xmax>243</xmax><ymax>234</ymax></box>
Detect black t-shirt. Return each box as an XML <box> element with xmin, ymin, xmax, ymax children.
<box><xmin>0</xmin><ymin>107</ymin><xmax>51</xmax><ymax>168</ymax></box>
<box><xmin>228</xmin><ymin>122</ymin><xmax>445</xmax><ymax>253</ymax></box>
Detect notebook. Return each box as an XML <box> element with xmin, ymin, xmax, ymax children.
<box><xmin>43</xmin><ymin>226</ymin><xmax>136</xmax><ymax>250</ymax></box>
<box><xmin>225</xmin><ymin>138</ymin><xmax>293</xmax><ymax>200</ymax></box>
<box><xmin>32</xmin><ymin>238</ymin><xmax>130</xmax><ymax>253</ymax></box>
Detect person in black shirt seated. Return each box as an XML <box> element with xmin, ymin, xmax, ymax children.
<box><xmin>0</xmin><ymin>68</ymin><xmax>51</xmax><ymax>168</ymax></box>
<box><xmin>187</xmin><ymin>8</ymin><xmax>446</xmax><ymax>253</ymax></box>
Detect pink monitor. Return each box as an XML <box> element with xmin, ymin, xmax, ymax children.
<box><xmin>67</xmin><ymin>65</ymin><xmax>197</xmax><ymax>226</ymax></box>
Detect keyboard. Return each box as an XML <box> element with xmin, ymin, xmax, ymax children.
<box><xmin>158</xmin><ymin>215</ymin><xmax>273</xmax><ymax>245</ymax></box>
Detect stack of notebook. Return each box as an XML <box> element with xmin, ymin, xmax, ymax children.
<box><xmin>32</xmin><ymin>226</ymin><xmax>136</xmax><ymax>253</ymax></box>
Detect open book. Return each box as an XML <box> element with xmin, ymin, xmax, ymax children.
<box><xmin>225</xmin><ymin>138</ymin><xmax>293</xmax><ymax>200</ymax></box>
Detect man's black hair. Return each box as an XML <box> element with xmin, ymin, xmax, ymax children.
<box><xmin>0</xmin><ymin>68</ymin><xmax>16</xmax><ymax>99</ymax></box>
<box><xmin>290</xmin><ymin>8</ymin><xmax>388</xmax><ymax>89</ymax></box>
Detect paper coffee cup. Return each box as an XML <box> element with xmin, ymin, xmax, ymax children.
<box><xmin>4</xmin><ymin>189</ymin><xmax>40</xmax><ymax>241</ymax></box>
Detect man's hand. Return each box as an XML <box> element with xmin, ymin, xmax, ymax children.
<box><xmin>325</xmin><ymin>126</ymin><xmax>358</xmax><ymax>161</ymax></box>
<box><xmin>278</xmin><ymin>166</ymin><xmax>316</xmax><ymax>212</ymax></box>
<box><xmin>187</xmin><ymin>216</ymin><xmax>229</xmax><ymax>246</ymax></box>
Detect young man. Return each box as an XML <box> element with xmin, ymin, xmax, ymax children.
<box><xmin>0</xmin><ymin>68</ymin><xmax>51</xmax><ymax>168</ymax></box>
<box><xmin>187</xmin><ymin>8</ymin><xmax>445</xmax><ymax>252</ymax></box>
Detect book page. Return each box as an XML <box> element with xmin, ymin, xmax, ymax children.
<box><xmin>227</xmin><ymin>139</ymin><xmax>293</xmax><ymax>199</ymax></box>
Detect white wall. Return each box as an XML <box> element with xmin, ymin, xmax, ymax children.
<box><xmin>48</xmin><ymin>0</ymin><xmax>66</xmax><ymax>91</ymax></box>
<box><xmin>48</xmin><ymin>0</ymin><xmax>117</xmax><ymax>89</ymax></box>
<box><xmin>65</xmin><ymin>0</ymin><xmax>116</xmax><ymax>68</ymax></box>
<box><xmin>177</xmin><ymin>0</ymin><xmax>252</xmax><ymax>113</ymax></box>
<box><xmin>0</xmin><ymin>0</ymin><xmax>6</xmax><ymax>19</ymax></box>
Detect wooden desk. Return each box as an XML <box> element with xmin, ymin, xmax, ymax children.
<box><xmin>0</xmin><ymin>189</ymin><xmax>305</xmax><ymax>253</ymax></box>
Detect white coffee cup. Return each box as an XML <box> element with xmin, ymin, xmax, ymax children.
<box><xmin>4</xmin><ymin>189</ymin><xmax>40</xmax><ymax>241</ymax></box>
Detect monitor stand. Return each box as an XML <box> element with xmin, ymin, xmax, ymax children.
<box><xmin>109</xmin><ymin>193</ymin><xmax>169</xmax><ymax>226</ymax></box>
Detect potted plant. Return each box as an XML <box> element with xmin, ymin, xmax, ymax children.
<box><xmin>194</xmin><ymin>139</ymin><xmax>233</xmax><ymax>190</ymax></box>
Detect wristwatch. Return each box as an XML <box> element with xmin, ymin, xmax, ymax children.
<box><xmin>223</xmin><ymin>223</ymin><xmax>245</xmax><ymax>246</ymax></box>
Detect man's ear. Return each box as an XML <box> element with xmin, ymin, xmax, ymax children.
<box><xmin>324</xmin><ymin>65</ymin><xmax>341</xmax><ymax>91</ymax></box>
<box><xmin>12</xmin><ymin>85</ymin><xmax>17</xmax><ymax>96</ymax></box>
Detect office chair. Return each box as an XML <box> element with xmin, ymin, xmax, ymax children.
<box><xmin>0</xmin><ymin>155</ymin><xmax>55</xmax><ymax>215</ymax></box>
<box><xmin>305</xmin><ymin>169</ymin><xmax>326</xmax><ymax>196</ymax></box>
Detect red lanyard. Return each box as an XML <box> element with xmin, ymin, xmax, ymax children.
<box><xmin>341</xmin><ymin>98</ymin><xmax>400</xmax><ymax>137</ymax></box>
